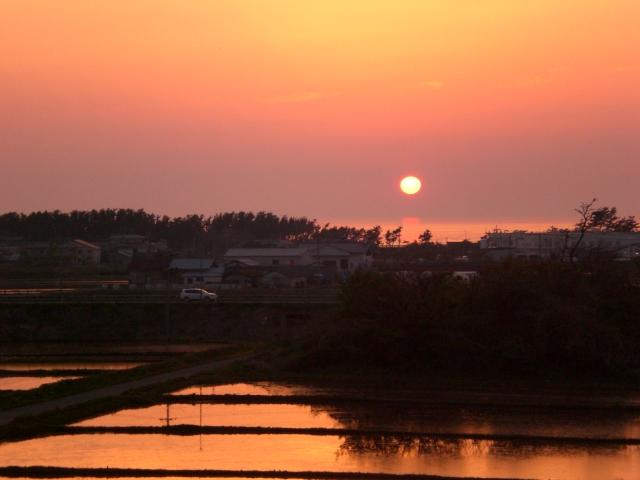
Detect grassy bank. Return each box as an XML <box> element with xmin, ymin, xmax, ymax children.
<box><xmin>0</xmin><ymin>345</ymin><xmax>244</xmax><ymax>411</ymax></box>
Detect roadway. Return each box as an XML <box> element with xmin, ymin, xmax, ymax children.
<box><xmin>0</xmin><ymin>289</ymin><xmax>339</xmax><ymax>305</ymax></box>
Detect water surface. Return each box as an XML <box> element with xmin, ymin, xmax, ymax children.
<box><xmin>0</xmin><ymin>376</ymin><xmax>79</xmax><ymax>391</ymax></box>
<box><xmin>0</xmin><ymin>362</ymin><xmax>143</xmax><ymax>371</ymax></box>
<box><xmin>0</xmin><ymin>433</ymin><xmax>637</xmax><ymax>480</ymax></box>
<box><xmin>170</xmin><ymin>382</ymin><xmax>319</xmax><ymax>396</ymax></box>
<box><xmin>73</xmin><ymin>400</ymin><xmax>640</xmax><ymax>439</ymax></box>
<box><xmin>74</xmin><ymin>404</ymin><xmax>340</xmax><ymax>429</ymax></box>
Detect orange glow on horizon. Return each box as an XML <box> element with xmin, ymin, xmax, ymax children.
<box><xmin>0</xmin><ymin>1</ymin><xmax>638</xmax><ymax>219</ymax></box>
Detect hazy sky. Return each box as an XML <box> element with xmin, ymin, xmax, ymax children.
<box><xmin>1</xmin><ymin>1</ymin><xmax>639</xmax><ymax>230</ymax></box>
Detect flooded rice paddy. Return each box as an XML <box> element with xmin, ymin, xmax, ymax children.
<box><xmin>74</xmin><ymin>403</ymin><xmax>340</xmax><ymax>428</ymax></box>
<box><xmin>170</xmin><ymin>382</ymin><xmax>321</xmax><ymax>396</ymax></box>
<box><xmin>0</xmin><ymin>362</ymin><xmax>144</xmax><ymax>371</ymax></box>
<box><xmin>0</xmin><ymin>433</ymin><xmax>639</xmax><ymax>479</ymax></box>
<box><xmin>75</xmin><ymin>397</ymin><xmax>640</xmax><ymax>439</ymax></box>
<box><xmin>4</xmin><ymin>382</ymin><xmax>640</xmax><ymax>479</ymax></box>
<box><xmin>0</xmin><ymin>376</ymin><xmax>79</xmax><ymax>391</ymax></box>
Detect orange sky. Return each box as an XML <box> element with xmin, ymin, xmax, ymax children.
<box><xmin>1</xmin><ymin>1</ymin><xmax>639</xmax><ymax>232</ymax></box>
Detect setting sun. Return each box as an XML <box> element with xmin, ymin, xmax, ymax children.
<box><xmin>400</xmin><ymin>176</ymin><xmax>422</xmax><ymax>195</ymax></box>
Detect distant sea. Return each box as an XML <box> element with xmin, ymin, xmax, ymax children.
<box><xmin>323</xmin><ymin>218</ymin><xmax>574</xmax><ymax>243</ymax></box>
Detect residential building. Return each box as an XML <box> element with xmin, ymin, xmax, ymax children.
<box><xmin>17</xmin><ymin>239</ymin><xmax>101</xmax><ymax>265</ymax></box>
<box><xmin>223</xmin><ymin>248</ymin><xmax>312</xmax><ymax>267</ymax></box>
<box><xmin>169</xmin><ymin>258</ymin><xmax>221</xmax><ymax>286</ymax></box>
<box><xmin>304</xmin><ymin>242</ymin><xmax>374</xmax><ymax>271</ymax></box>
<box><xmin>480</xmin><ymin>230</ymin><xmax>640</xmax><ymax>261</ymax></box>
<box><xmin>103</xmin><ymin>234</ymin><xmax>168</xmax><ymax>266</ymax></box>
<box><xmin>224</xmin><ymin>242</ymin><xmax>373</xmax><ymax>272</ymax></box>
<box><xmin>70</xmin><ymin>239</ymin><xmax>101</xmax><ymax>265</ymax></box>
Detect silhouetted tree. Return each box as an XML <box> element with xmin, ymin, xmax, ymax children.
<box><xmin>384</xmin><ymin>226</ymin><xmax>403</xmax><ymax>246</ymax></box>
<box><xmin>363</xmin><ymin>226</ymin><xmax>382</xmax><ymax>246</ymax></box>
<box><xmin>418</xmin><ymin>228</ymin><xmax>433</xmax><ymax>245</ymax></box>
<box><xmin>588</xmin><ymin>206</ymin><xmax>638</xmax><ymax>232</ymax></box>
<box><xmin>568</xmin><ymin>200</ymin><xmax>639</xmax><ymax>261</ymax></box>
<box><xmin>567</xmin><ymin>199</ymin><xmax>598</xmax><ymax>261</ymax></box>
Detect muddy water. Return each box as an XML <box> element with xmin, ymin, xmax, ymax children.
<box><xmin>0</xmin><ymin>376</ymin><xmax>79</xmax><ymax>390</ymax></box>
<box><xmin>0</xmin><ymin>433</ymin><xmax>638</xmax><ymax>479</ymax></box>
<box><xmin>170</xmin><ymin>382</ymin><xmax>320</xmax><ymax>396</ymax></box>
<box><xmin>74</xmin><ymin>404</ymin><xmax>340</xmax><ymax>428</ymax></box>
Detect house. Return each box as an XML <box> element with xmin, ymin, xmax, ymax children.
<box><xmin>304</xmin><ymin>242</ymin><xmax>374</xmax><ymax>272</ymax></box>
<box><xmin>224</xmin><ymin>242</ymin><xmax>373</xmax><ymax>273</ymax></box>
<box><xmin>181</xmin><ymin>266</ymin><xmax>225</xmax><ymax>287</ymax></box>
<box><xmin>259</xmin><ymin>271</ymin><xmax>294</xmax><ymax>288</ymax></box>
<box><xmin>223</xmin><ymin>248</ymin><xmax>312</xmax><ymax>267</ymax></box>
<box><xmin>18</xmin><ymin>239</ymin><xmax>101</xmax><ymax>265</ymax></box>
<box><xmin>169</xmin><ymin>258</ymin><xmax>223</xmax><ymax>287</ymax></box>
<box><xmin>480</xmin><ymin>231</ymin><xmax>640</xmax><ymax>261</ymax></box>
<box><xmin>103</xmin><ymin>235</ymin><xmax>168</xmax><ymax>266</ymax></box>
<box><xmin>69</xmin><ymin>239</ymin><xmax>101</xmax><ymax>265</ymax></box>
<box><xmin>0</xmin><ymin>237</ymin><xmax>21</xmax><ymax>262</ymax></box>
<box><xmin>221</xmin><ymin>262</ymin><xmax>337</xmax><ymax>288</ymax></box>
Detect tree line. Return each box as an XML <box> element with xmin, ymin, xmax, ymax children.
<box><xmin>0</xmin><ymin>201</ymin><xmax>635</xmax><ymax>256</ymax></box>
<box><xmin>0</xmin><ymin>209</ymin><xmax>404</xmax><ymax>255</ymax></box>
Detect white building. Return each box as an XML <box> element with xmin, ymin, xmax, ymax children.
<box><xmin>224</xmin><ymin>248</ymin><xmax>313</xmax><ymax>267</ymax></box>
<box><xmin>480</xmin><ymin>231</ymin><xmax>640</xmax><ymax>261</ymax></box>
<box><xmin>224</xmin><ymin>242</ymin><xmax>374</xmax><ymax>272</ymax></box>
<box><xmin>303</xmin><ymin>242</ymin><xmax>374</xmax><ymax>271</ymax></box>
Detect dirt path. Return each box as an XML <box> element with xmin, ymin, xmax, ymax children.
<box><xmin>0</xmin><ymin>353</ymin><xmax>250</xmax><ymax>426</ymax></box>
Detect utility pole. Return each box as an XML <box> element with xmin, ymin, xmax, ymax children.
<box><xmin>159</xmin><ymin>403</ymin><xmax>175</xmax><ymax>427</ymax></box>
<box><xmin>199</xmin><ymin>386</ymin><xmax>203</xmax><ymax>451</ymax></box>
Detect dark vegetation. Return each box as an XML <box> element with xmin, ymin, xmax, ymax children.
<box><xmin>0</xmin><ymin>303</ymin><xmax>332</xmax><ymax>343</ymax></box>
<box><xmin>0</xmin><ymin>209</ymin><xmax>386</xmax><ymax>255</ymax></box>
<box><xmin>300</xmin><ymin>259</ymin><xmax>640</xmax><ymax>379</ymax></box>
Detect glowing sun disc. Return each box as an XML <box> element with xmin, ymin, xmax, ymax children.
<box><xmin>400</xmin><ymin>176</ymin><xmax>422</xmax><ymax>195</ymax></box>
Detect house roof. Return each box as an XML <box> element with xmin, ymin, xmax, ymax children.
<box><xmin>169</xmin><ymin>258</ymin><xmax>215</xmax><ymax>270</ymax></box>
<box><xmin>225</xmin><ymin>258</ymin><xmax>261</xmax><ymax>266</ymax></box>
<box><xmin>327</xmin><ymin>242</ymin><xmax>371</xmax><ymax>253</ymax></box>
<box><xmin>224</xmin><ymin>248</ymin><xmax>308</xmax><ymax>258</ymax></box>
<box><xmin>305</xmin><ymin>245</ymin><xmax>350</xmax><ymax>257</ymax></box>
<box><xmin>73</xmin><ymin>239</ymin><xmax>101</xmax><ymax>250</ymax></box>
<box><xmin>302</xmin><ymin>242</ymin><xmax>370</xmax><ymax>254</ymax></box>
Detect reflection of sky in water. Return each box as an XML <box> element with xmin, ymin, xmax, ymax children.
<box><xmin>74</xmin><ymin>404</ymin><xmax>340</xmax><ymax>429</ymax></box>
<box><xmin>0</xmin><ymin>434</ymin><xmax>638</xmax><ymax>480</ymax></box>
<box><xmin>330</xmin><ymin>403</ymin><xmax>640</xmax><ymax>439</ymax></box>
<box><xmin>74</xmin><ymin>400</ymin><xmax>640</xmax><ymax>439</ymax></box>
<box><xmin>0</xmin><ymin>376</ymin><xmax>79</xmax><ymax>390</ymax></box>
<box><xmin>170</xmin><ymin>382</ymin><xmax>319</xmax><ymax>396</ymax></box>
<box><xmin>164</xmin><ymin>382</ymin><xmax>640</xmax><ymax>439</ymax></box>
